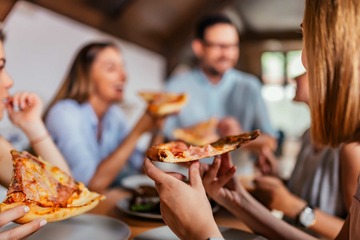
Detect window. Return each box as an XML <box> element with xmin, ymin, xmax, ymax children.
<box><xmin>261</xmin><ymin>50</ymin><xmax>305</xmax><ymax>85</ymax></box>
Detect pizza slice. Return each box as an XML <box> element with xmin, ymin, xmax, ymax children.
<box><xmin>0</xmin><ymin>150</ymin><xmax>105</xmax><ymax>223</ymax></box>
<box><xmin>138</xmin><ymin>91</ymin><xmax>187</xmax><ymax>116</ymax></box>
<box><xmin>173</xmin><ymin>118</ymin><xmax>219</xmax><ymax>146</ymax></box>
<box><xmin>147</xmin><ymin>130</ymin><xmax>260</xmax><ymax>163</ymax></box>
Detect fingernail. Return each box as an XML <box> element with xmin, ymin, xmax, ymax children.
<box><xmin>40</xmin><ymin>219</ymin><xmax>47</xmax><ymax>227</ymax></box>
<box><xmin>1</xmin><ymin>98</ymin><xmax>8</xmax><ymax>103</ymax></box>
<box><xmin>13</xmin><ymin>105</ymin><xmax>20</xmax><ymax>112</ymax></box>
<box><xmin>24</xmin><ymin>206</ymin><xmax>30</xmax><ymax>213</ymax></box>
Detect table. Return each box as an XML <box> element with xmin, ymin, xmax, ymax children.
<box><xmin>89</xmin><ymin>188</ymin><xmax>252</xmax><ymax>239</ymax></box>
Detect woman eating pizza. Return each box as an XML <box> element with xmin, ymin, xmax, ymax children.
<box><xmin>44</xmin><ymin>42</ymin><xmax>163</xmax><ymax>193</ymax></box>
<box><xmin>0</xmin><ymin>30</ymin><xmax>71</xmax><ymax>239</ymax></box>
<box><xmin>144</xmin><ymin>0</ymin><xmax>360</xmax><ymax>239</ymax></box>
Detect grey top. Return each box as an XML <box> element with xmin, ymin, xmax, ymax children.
<box><xmin>287</xmin><ymin>129</ymin><xmax>347</xmax><ymax>218</ymax></box>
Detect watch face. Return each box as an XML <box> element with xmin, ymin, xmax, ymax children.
<box><xmin>299</xmin><ymin>207</ymin><xmax>316</xmax><ymax>227</ymax></box>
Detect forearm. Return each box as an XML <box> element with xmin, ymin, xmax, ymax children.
<box><xmin>22</xmin><ymin>120</ymin><xmax>71</xmax><ymax>175</ymax></box>
<box><xmin>308</xmin><ymin>210</ymin><xmax>344</xmax><ymax>239</ymax></box>
<box><xmin>230</xmin><ymin>189</ymin><xmax>316</xmax><ymax>240</ymax></box>
<box><xmin>88</xmin><ymin>128</ymin><xmax>143</xmax><ymax>192</ymax></box>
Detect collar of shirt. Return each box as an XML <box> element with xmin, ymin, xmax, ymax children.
<box><xmin>195</xmin><ymin>67</ymin><xmax>234</xmax><ymax>89</ymax></box>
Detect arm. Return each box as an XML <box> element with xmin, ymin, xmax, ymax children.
<box><xmin>144</xmin><ymin>158</ymin><xmax>223</xmax><ymax>240</ymax></box>
<box><xmin>88</xmin><ymin>112</ymin><xmax>156</xmax><ymax>192</ymax></box>
<box><xmin>0</xmin><ymin>205</ymin><xmax>47</xmax><ymax>239</ymax></box>
<box><xmin>253</xmin><ymin>176</ymin><xmax>344</xmax><ymax>239</ymax></box>
<box><xmin>203</xmin><ymin>154</ymin><xmax>316</xmax><ymax>240</ymax></box>
<box><xmin>6</xmin><ymin>92</ymin><xmax>71</xmax><ymax>175</ymax></box>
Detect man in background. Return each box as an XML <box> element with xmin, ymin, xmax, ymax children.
<box><xmin>164</xmin><ymin>14</ymin><xmax>277</xmax><ymax>151</ymax></box>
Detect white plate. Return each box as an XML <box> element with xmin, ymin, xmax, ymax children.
<box><xmin>121</xmin><ymin>174</ymin><xmax>155</xmax><ymax>189</ymax></box>
<box><xmin>2</xmin><ymin>214</ymin><xmax>131</xmax><ymax>240</ymax></box>
<box><xmin>133</xmin><ymin>225</ymin><xmax>267</xmax><ymax>240</ymax></box>
<box><xmin>117</xmin><ymin>197</ymin><xmax>220</xmax><ymax>221</ymax></box>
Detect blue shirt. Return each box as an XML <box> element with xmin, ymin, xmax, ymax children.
<box><xmin>164</xmin><ymin>68</ymin><xmax>276</xmax><ymax>139</ymax></box>
<box><xmin>45</xmin><ymin>99</ymin><xmax>143</xmax><ymax>186</ymax></box>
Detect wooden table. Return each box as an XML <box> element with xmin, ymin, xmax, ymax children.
<box><xmin>89</xmin><ymin>188</ymin><xmax>252</xmax><ymax>239</ymax></box>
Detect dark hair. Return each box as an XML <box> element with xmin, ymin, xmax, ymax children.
<box><xmin>195</xmin><ymin>14</ymin><xmax>234</xmax><ymax>40</ymax></box>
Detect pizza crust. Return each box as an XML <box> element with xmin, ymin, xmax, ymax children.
<box><xmin>0</xmin><ymin>151</ymin><xmax>105</xmax><ymax>223</ymax></box>
<box><xmin>147</xmin><ymin>130</ymin><xmax>260</xmax><ymax>163</ymax></box>
<box><xmin>139</xmin><ymin>91</ymin><xmax>187</xmax><ymax>116</ymax></box>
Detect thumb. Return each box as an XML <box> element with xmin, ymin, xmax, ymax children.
<box><xmin>189</xmin><ymin>161</ymin><xmax>203</xmax><ymax>189</ymax></box>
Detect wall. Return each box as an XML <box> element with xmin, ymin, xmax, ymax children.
<box><xmin>1</xmin><ymin>1</ymin><xmax>166</xmax><ymax>149</ymax></box>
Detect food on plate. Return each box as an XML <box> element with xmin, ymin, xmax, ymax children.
<box><xmin>129</xmin><ymin>185</ymin><xmax>160</xmax><ymax>214</ymax></box>
<box><xmin>138</xmin><ymin>91</ymin><xmax>187</xmax><ymax>116</ymax></box>
<box><xmin>0</xmin><ymin>150</ymin><xmax>105</xmax><ymax>223</ymax></box>
<box><xmin>173</xmin><ymin>118</ymin><xmax>219</xmax><ymax>146</ymax></box>
<box><xmin>147</xmin><ymin>130</ymin><xmax>260</xmax><ymax>163</ymax></box>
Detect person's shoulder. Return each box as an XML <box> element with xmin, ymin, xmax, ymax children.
<box><xmin>231</xmin><ymin>69</ymin><xmax>261</xmax><ymax>85</ymax></box>
<box><xmin>166</xmin><ymin>69</ymin><xmax>197</xmax><ymax>89</ymax></box>
<box><xmin>47</xmin><ymin>99</ymin><xmax>82</xmax><ymax>118</ymax></box>
<box><xmin>229</xmin><ymin>70</ymin><xmax>262</xmax><ymax>92</ymax></box>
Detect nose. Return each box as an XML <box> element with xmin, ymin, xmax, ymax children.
<box><xmin>1</xmin><ymin>70</ymin><xmax>13</xmax><ymax>90</ymax></box>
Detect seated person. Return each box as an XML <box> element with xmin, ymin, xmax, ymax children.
<box><xmin>143</xmin><ymin>1</ymin><xmax>360</xmax><ymax>239</ymax></box>
<box><xmin>253</xmin><ymin>73</ymin><xmax>360</xmax><ymax>239</ymax></box>
<box><xmin>164</xmin><ymin>14</ymin><xmax>277</xmax><ymax>151</ymax></box>
<box><xmin>44</xmin><ymin>42</ymin><xmax>162</xmax><ymax>193</ymax></box>
<box><xmin>0</xmin><ymin>29</ymin><xmax>70</xmax><ymax>239</ymax></box>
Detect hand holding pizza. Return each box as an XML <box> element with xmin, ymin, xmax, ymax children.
<box><xmin>0</xmin><ymin>205</ymin><xmax>46</xmax><ymax>240</ymax></box>
<box><xmin>143</xmin><ymin>158</ymin><xmax>222</xmax><ymax>240</ymax></box>
<box><xmin>202</xmin><ymin>154</ymin><xmax>245</xmax><ymax>209</ymax></box>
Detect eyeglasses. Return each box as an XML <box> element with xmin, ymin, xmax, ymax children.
<box><xmin>202</xmin><ymin>40</ymin><xmax>239</xmax><ymax>50</ymax></box>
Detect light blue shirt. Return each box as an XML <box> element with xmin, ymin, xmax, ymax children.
<box><xmin>45</xmin><ymin>99</ymin><xmax>143</xmax><ymax>186</ymax></box>
<box><xmin>164</xmin><ymin>68</ymin><xmax>276</xmax><ymax>139</ymax></box>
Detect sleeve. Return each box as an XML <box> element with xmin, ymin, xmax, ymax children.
<box><xmin>45</xmin><ymin>103</ymin><xmax>98</xmax><ymax>185</ymax></box>
<box><xmin>251</xmin><ymin>80</ymin><xmax>278</xmax><ymax>137</ymax></box>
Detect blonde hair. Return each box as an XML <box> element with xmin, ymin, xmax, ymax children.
<box><xmin>304</xmin><ymin>0</ymin><xmax>360</xmax><ymax>147</ymax></box>
<box><xmin>44</xmin><ymin>42</ymin><xmax>117</xmax><ymax>118</ymax></box>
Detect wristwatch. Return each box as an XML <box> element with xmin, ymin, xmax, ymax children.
<box><xmin>296</xmin><ymin>205</ymin><xmax>316</xmax><ymax>228</ymax></box>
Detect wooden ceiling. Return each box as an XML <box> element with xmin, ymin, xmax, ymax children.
<box><xmin>0</xmin><ymin>0</ymin><xmax>304</xmax><ymax>74</ymax></box>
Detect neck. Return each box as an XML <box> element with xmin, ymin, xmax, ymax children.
<box><xmin>201</xmin><ymin>67</ymin><xmax>224</xmax><ymax>85</ymax></box>
<box><xmin>88</xmin><ymin>97</ymin><xmax>111</xmax><ymax>120</ymax></box>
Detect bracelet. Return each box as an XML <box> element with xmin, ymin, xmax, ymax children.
<box><xmin>30</xmin><ymin>133</ymin><xmax>49</xmax><ymax>145</ymax></box>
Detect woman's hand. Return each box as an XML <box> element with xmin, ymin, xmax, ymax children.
<box><xmin>144</xmin><ymin>158</ymin><xmax>222</xmax><ymax>240</ymax></box>
<box><xmin>202</xmin><ymin>154</ymin><xmax>243</xmax><ymax>209</ymax></box>
<box><xmin>6</xmin><ymin>92</ymin><xmax>44</xmax><ymax>133</ymax></box>
<box><xmin>256</xmin><ymin>147</ymin><xmax>279</xmax><ymax>176</ymax></box>
<box><xmin>0</xmin><ymin>205</ymin><xmax>47</xmax><ymax>240</ymax></box>
<box><xmin>253</xmin><ymin>176</ymin><xmax>306</xmax><ymax>218</ymax></box>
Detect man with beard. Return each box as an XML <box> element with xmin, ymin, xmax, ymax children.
<box><xmin>163</xmin><ymin>14</ymin><xmax>277</xmax><ymax>151</ymax></box>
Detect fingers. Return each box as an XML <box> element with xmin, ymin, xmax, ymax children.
<box><xmin>166</xmin><ymin>172</ymin><xmax>187</xmax><ymax>181</ymax></box>
<box><xmin>0</xmin><ymin>205</ymin><xmax>30</xmax><ymax>227</ymax></box>
<box><xmin>0</xmin><ymin>218</ymin><xmax>47</xmax><ymax>240</ymax></box>
<box><xmin>188</xmin><ymin>161</ymin><xmax>203</xmax><ymax>189</ymax></box>
<box><xmin>143</xmin><ymin>158</ymin><xmax>169</xmax><ymax>185</ymax></box>
<box><xmin>203</xmin><ymin>156</ymin><xmax>221</xmax><ymax>185</ymax></box>
<box><xmin>7</xmin><ymin>92</ymin><xmax>40</xmax><ymax>112</ymax></box>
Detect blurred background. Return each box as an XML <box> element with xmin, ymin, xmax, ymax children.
<box><xmin>0</xmin><ymin>0</ymin><xmax>308</xmax><ymax>171</ymax></box>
